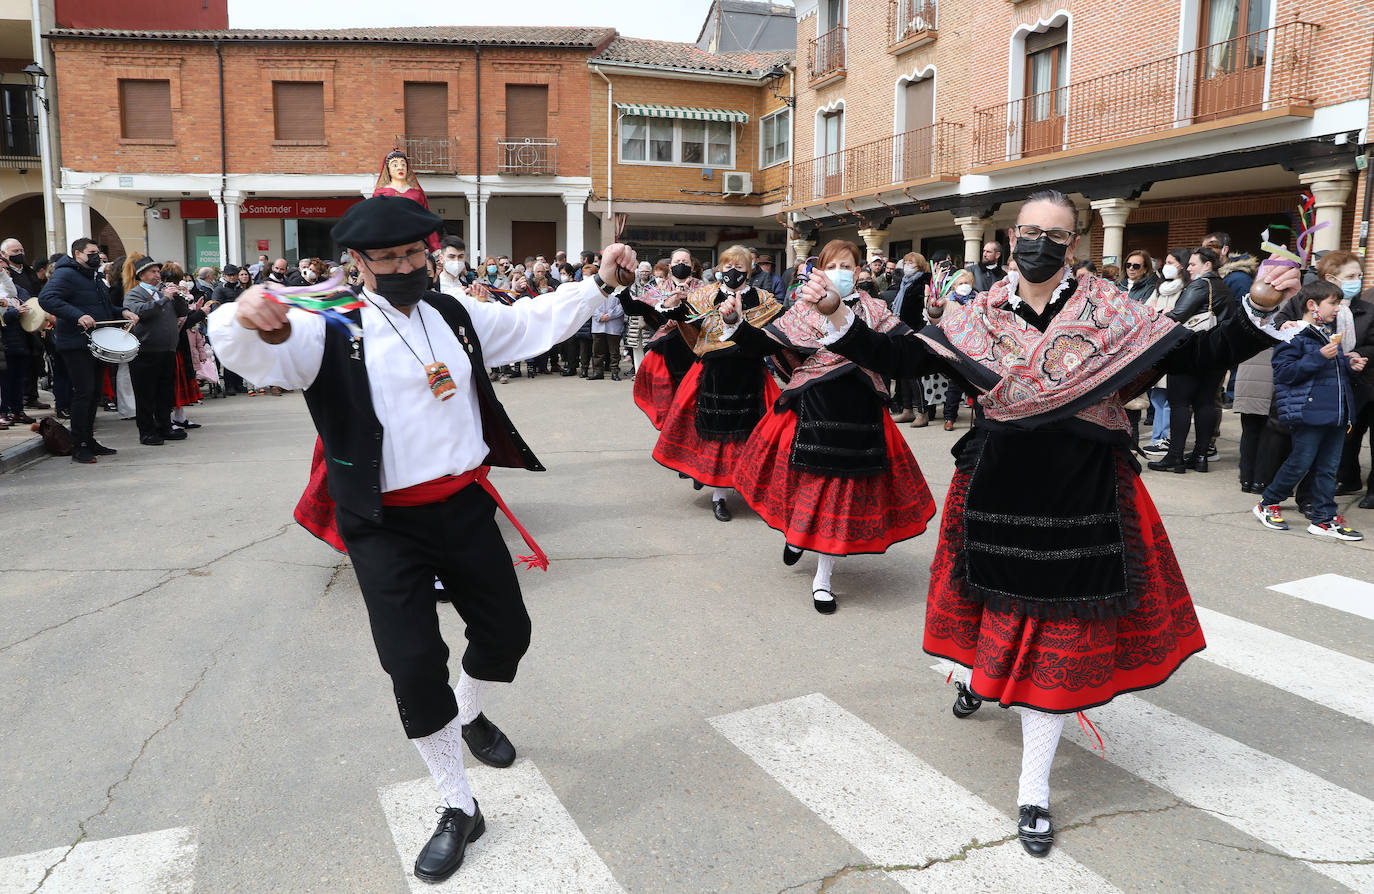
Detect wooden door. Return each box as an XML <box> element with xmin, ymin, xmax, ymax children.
<box><xmin>820</xmin><ymin>111</ymin><xmax>844</xmax><ymax>198</ymax></box>
<box><xmin>1194</xmin><ymin>0</ymin><xmax>1270</xmax><ymax>122</ymax></box>
<box><xmin>900</xmin><ymin>78</ymin><xmax>935</xmax><ymax>180</ymax></box>
<box><xmin>511</xmin><ymin>221</ymin><xmax>557</xmax><ymax>267</ymax></box>
<box><xmin>506</xmin><ymin>85</ymin><xmax>549</xmax><ymax>140</ymax></box>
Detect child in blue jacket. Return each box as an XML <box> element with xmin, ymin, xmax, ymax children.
<box><xmin>1255</xmin><ymin>280</ymin><xmax>1368</xmax><ymax>540</ymax></box>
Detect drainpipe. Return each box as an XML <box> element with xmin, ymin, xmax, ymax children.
<box><xmin>31</xmin><ymin>0</ymin><xmax>57</xmax><ymax>254</ymax></box>
<box><xmin>215</xmin><ymin>39</ymin><xmax>228</xmax><ymax>267</ymax></box>
<box><xmin>592</xmin><ymin>65</ymin><xmax>614</xmax><ymax>244</ymax></box>
<box><xmin>475</xmin><ymin>45</ymin><xmax>482</xmax><ymax>261</ymax></box>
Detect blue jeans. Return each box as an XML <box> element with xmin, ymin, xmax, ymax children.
<box><xmin>1149</xmin><ymin>388</ymin><xmax>1170</xmax><ymax>443</ymax></box>
<box><xmin>1262</xmin><ymin>424</ymin><xmax>1345</xmax><ymax>523</ymax></box>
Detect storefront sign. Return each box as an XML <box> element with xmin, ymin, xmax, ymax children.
<box><xmin>622</xmin><ymin>226</ymin><xmax>714</xmax><ymax>246</ymax></box>
<box><xmin>193</xmin><ymin>235</ymin><xmax>220</xmax><ymax>268</ymax></box>
<box><xmin>257</xmin><ymin>239</ymin><xmax>270</xmax><ymax>251</ymax></box>
<box><xmin>179</xmin><ymin>198</ymin><xmax>363</xmax><ymax>220</ymax></box>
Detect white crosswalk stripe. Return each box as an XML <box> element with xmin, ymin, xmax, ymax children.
<box><xmin>1192</xmin><ymin>605</ymin><xmax>1374</xmax><ymax>725</ymax></box>
<box><xmin>0</xmin><ymin>827</ymin><xmax>196</xmax><ymax>894</ymax></box>
<box><xmin>378</xmin><ymin>758</ymin><xmax>625</xmax><ymax>894</ymax></box>
<box><xmin>929</xmin><ymin>662</ymin><xmax>1374</xmax><ymax>891</ymax></box>
<box><xmin>1268</xmin><ymin>574</ymin><xmax>1374</xmax><ymax>621</ymax></box>
<box><xmin>710</xmin><ymin>693</ymin><xmax>1122</xmax><ymax>893</ymax></box>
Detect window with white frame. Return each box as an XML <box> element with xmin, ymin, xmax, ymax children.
<box><xmin>619</xmin><ymin>115</ymin><xmax>735</xmax><ymax>167</ymax></box>
<box><xmin>760</xmin><ymin>108</ymin><xmax>790</xmax><ymax>168</ymax></box>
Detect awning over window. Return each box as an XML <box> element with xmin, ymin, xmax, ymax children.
<box><xmin>615</xmin><ymin>103</ymin><xmax>749</xmax><ymax>124</ymax></box>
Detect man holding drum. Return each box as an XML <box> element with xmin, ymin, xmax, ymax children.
<box><xmin>38</xmin><ymin>237</ymin><xmax>131</xmax><ymax>464</ymax></box>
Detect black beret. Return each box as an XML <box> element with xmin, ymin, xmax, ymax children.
<box><xmin>331</xmin><ymin>196</ymin><xmax>441</xmax><ymax>250</ymax></box>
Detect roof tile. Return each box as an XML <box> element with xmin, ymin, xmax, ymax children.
<box><xmin>47</xmin><ymin>26</ymin><xmax>617</xmax><ymax>48</ymax></box>
<box><xmin>591</xmin><ymin>36</ymin><xmax>793</xmax><ymax>77</ymax></box>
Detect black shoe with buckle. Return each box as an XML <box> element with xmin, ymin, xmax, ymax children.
<box><xmin>812</xmin><ymin>588</ymin><xmax>836</xmax><ymax>614</ymax></box>
<box><xmin>783</xmin><ymin>544</ymin><xmax>803</xmax><ymax>566</ymax></box>
<box><xmin>413</xmin><ymin>801</ymin><xmax>485</xmax><ymax>883</ymax></box>
<box><xmin>952</xmin><ymin>681</ymin><xmax>982</xmax><ymax>718</ymax></box>
<box><xmin>461</xmin><ymin>713</ymin><xmax>516</xmax><ymax>768</ymax></box>
<box><xmin>1017</xmin><ymin>804</ymin><xmax>1054</xmax><ymax>857</ymax></box>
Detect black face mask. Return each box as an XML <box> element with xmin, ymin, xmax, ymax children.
<box><xmin>1012</xmin><ymin>236</ymin><xmax>1069</xmax><ymax>285</ymax></box>
<box><xmin>8</xmin><ymin>253</ymin><xmax>25</xmax><ymax>267</ymax></box>
<box><xmin>372</xmin><ymin>266</ymin><xmax>430</xmax><ymax>307</ymax></box>
<box><xmin>720</xmin><ymin>268</ymin><xmax>747</xmax><ymax>290</ymax></box>
<box><xmin>84</xmin><ymin>254</ymin><xmax>102</xmax><ymax>270</ymax></box>
<box><xmin>671</xmin><ymin>262</ymin><xmax>693</xmax><ymax>281</ymax></box>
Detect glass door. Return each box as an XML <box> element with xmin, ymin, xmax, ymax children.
<box><xmin>1022</xmin><ymin>34</ymin><xmax>1066</xmax><ymax>157</ymax></box>
<box><xmin>1194</xmin><ymin>0</ymin><xmax>1270</xmax><ymax>122</ymax></box>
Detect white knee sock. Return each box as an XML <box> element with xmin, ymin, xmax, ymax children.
<box><xmin>171</xmin><ymin>406</ymin><xmax>188</xmax><ymax>424</ymax></box>
<box><xmin>1017</xmin><ymin>709</ymin><xmax>1065</xmax><ymax>821</ymax></box>
<box><xmin>812</xmin><ymin>554</ymin><xmax>836</xmax><ymax>595</ymax></box>
<box><xmin>712</xmin><ymin>487</ymin><xmax>729</xmax><ymax>503</ymax></box>
<box><xmin>454</xmin><ymin>671</ymin><xmax>492</xmax><ymax>726</ymax></box>
<box><xmin>412</xmin><ymin>715</ymin><xmax>475</xmax><ymax>814</ymax></box>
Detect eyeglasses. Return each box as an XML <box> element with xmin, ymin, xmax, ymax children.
<box><xmin>1125</xmin><ymin>262</ymin><xmax>1144</xmax><ymax>270</ymax></box>
<box><xmin>357</xmin><ymin>247</ymin><xmax>428</xmax><ymax>274</ymax></box>
<box><xmin>1014</xmin><ymin>224</ymin><xmax>1076</xmax><ymax>245</ymax></box>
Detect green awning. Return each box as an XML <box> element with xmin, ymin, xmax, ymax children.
<box><xmin>615</xmin><ymin>103</ymin><xmax>748</xmax><ymax>124</ymax></box>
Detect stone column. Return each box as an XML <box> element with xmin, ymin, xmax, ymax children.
<box><xmin>856</xmin><ymin>227</ymin><xmax>888</xmax><ymax>261</ymax></box>
<box><xmin>56</xmin><ymin>188</ymin><xmax>90</xmax><ymax>242</ymax></box>
<box><xmin>788</xmin><ymin>236</ymin><xmax>815</xmax><ymax>268</ymax></box>
<box><xmin>1089</xmin><ymin>198</ymin><xmax>1138</xmax><ymax>266</ymax></box>
<box><xmin>563</xmin><ymin>193</ymin><xmax>588</xmax><ymax>256</ymax></box>
<box><xmin>1299</xmin><ymin>169</ymin><xmax>1356</xmax><ymax>254</ymax></box>
<box><xmin>220</xmin><ymin>190</ymin><xmax>243</xmax><ymax>267</ymax></box>
<box><xmin>953</xmin><ymin>216</ymin><xmax>987</xmax><ymax>268</ymax></box>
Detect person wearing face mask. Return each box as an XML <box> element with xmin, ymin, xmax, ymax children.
<box><xmin>263</xmin><ymin>258</ymin><xmax>290</xmax><ymax>285</ymax></box>
<box><xmin>617</xmin><ymin>248</ymin><xmax>703</xmax><ymax>430</ymax></box>
<box><xmin>1140</xmin><ymin>249</ymin><xmax>1188</xmax><ymax>456</ymax></box>
<box><xmin>621</xmin><ymin>261</ymin><xmax>657</xmax><ymax>379</ymax></box>
<box><xmin>209</xmin><ymin>196</ymin><xmax>638</xmax><ymax>885</ymax></box>
<box><xmin>797</xmin><ymin>188</ymin><xmax>1300</xmax><ymax>858</ymax></box>
<box><xmin>478</xmin><ymin>257</ymin><xmax>509</xmax><ymax>291</ymax></box>
<box><xmin>725</xmin><ymin>239</ymin><xmax>937</xmax><ymax>613</ymax></box>
<box><xmin>939</xmin><ymin>270</ymin><xmax>977</xmax><ymax>431</ymax></box>
<box><xmin>649</xmin><ymin>244</ymin><xmax>783</xmax><ymax>521</ymax></box>
<box><xmin>437</xmin><ymin>236</ymin><xmax>473</xmax><ymax>296</ymax></box>
<box><xmin>1273</xmin><ymin>249</ymin><xmax>1374</xmax><ymax>507</ymax></box>
<box><xmin>38</xmin><ymin>238</ymin><xmax>126</xmax><ymax>462</ymax></box>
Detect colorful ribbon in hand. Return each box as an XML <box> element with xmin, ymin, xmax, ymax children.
<box><xmin>260</xmin><ymin>269</ymin><xmax>366</xmax><ymax>339</ymax></box>
<box><xmin>1259</xmin><ymin>190</ymin><xmax>1329</xmax><ymax>275</ymax></box>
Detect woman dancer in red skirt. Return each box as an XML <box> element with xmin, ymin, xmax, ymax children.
<box><xmin>727</xmin><ymin>240</ymin><xmax>937</xmax><ymax>613</ymax></box>
<box><xmin>650</xmin><ymin>244</ymin><xmax>782</xmax><ymax>521</ymax></box>
<box><xmin>797</xmin><ymin>189</ymin><xmax>1297</xmax><ymax>856</ymax></box>
<box><xmin>622</xmin><ymin>248</ymin><xmax>703</xmax><ymax>430</ymax></box>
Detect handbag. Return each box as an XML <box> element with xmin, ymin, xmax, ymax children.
<box><xmin>1123</xmin><ymin>392</ymin><xmax>1151</xmax><ymax>411</ymax></box>
<box><xmin>1182</xmin><ymin>278</ymin><xmax>1217</xmax><ymax>332</ymax></box>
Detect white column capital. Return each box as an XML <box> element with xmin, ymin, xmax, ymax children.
<box><xmin>55</xmin><ymin>187</ymin><xmax>87</xmax><ymax>204</ymax></box>
<box><xmin>1089</xmin><ymin>197</ymin><xmax>1139</xmax><ymax>226</ymax></box>
<box><xmin>219</xmin><ymin>189</ymin><xmax>244</xmax><ymax>207</ymax></box>
<box><xmin>1299</xmin><ymin>169</ymin><xmax>1356</xmax><ymax>208</ymax></box>
<box><xmin>561</xmin><ymin>191</ymin><xmax>590</xmax><ymax>208</ymax></box>
<box><xmin>788</xmin><ymin>237</ymin><xmax>815</xmax><ymax>260</ymax></box>
<box><xmin>856</xmin><ymin>227</ymin><xmax>888</xmax><ymax>260</ymax></box>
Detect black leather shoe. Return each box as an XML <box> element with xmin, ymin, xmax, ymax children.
<box><xmin>159</xmin><ymin>429</ymin><xmax>188</xmax><ymax>440</ymax></box>
<box><xmin>179</xmin><ymin>421</ymin><xmax>202</xmax><ymax>430</ymax></box>
<box><xmin>611</xmin><ymin>371</ymin><xmax>621</xmax><ymax>382</ymax></box>
<box><xmin>561</xmin><ymin>368</ymin><xmax>576</xmax><ymax>377</ymax></box>
<box><xmin>413</xmin><ymin>801</ymin><xmax>486</xmax><ymax>883</ymax></box>
<box><xmin>71</xmin><ymin>447</ymin><xmax>97</xmax><ymax>464</ymax></box>
<box><xmin>1187</xmin><ymin>455</ymin><xmax>1208</xmax><ymax>473</ymax></box>
<box><xmin>692</xmin><ymin>479</ymin><xmax>704</xmax><ymax>490</ymax></box>
<box><xmin>90</xmin><ymin>441</ymin><xmax>117</xmax><ymax>456</ymax></box>
<box><xmin>1147</xmin><ymin>458</ymin><xmax>1186</xmax><ymax>474</ymax></box>
<box><xmin>952</xmin><ymin>681</ymin><xmax>982</xmax><ymax>718</ymax></box>
<box><xmin>462</xmin><ymin>713</ymin><xmax>516</xmax><ymax>768</ymax></box>
<box><xmin>1017</xmin><ymin>804</ymin><xmax>1054</xmax><ymax>857</ymax></box>
<box><xmin>140</xmin><ymin>435</ymin><xmax>165</xmax><ymax>446</ymax></box>
<box><xmin>712</xmin><ymin>499</ymin><xmax>732</xmax><ymax>522</ymax></box>
<box><xmin>812</xmin><ymin>588</ymin><xmax>836</xmax><ymax>614</ymax></box>
<box><xmin>1360</xmin><ymin>494</ymin><xmax>1374</xmax><ymax>510</ymax></box>
<box><xmin>586</xmin><ymin>373</ymin><xmax>604</xmax><ymax>380</ymax></box>
<box><xmin>783</xmin><ymin>544</ymin><xmax>803</xmax><ymax>566</ymax></box>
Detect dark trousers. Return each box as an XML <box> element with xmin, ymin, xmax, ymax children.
<box><xmin>1165</xmin><ymin>370</ymin><xmax>1225</xmax><ymax>462</ymax></box>
<box><xmin>130</xmin><ymin>350</ymin><xmax>175</xmax><ymax>438</ymax></box>
<box><xmin>1262</xmin><ymin>424</ymin><xmax>1345</xmax><ymax>523</ymax></box>
<box><xmin>943</xmin><ymin>381</ymin><xmax>964</xmax><ymax>422</ymax></box>
<box><xmin>591</xmin><ymin>332</ymin><xmax>621</xmax><ymax>376</ymax></box>
<box><xmin>1338</xmin><ymin>402</ymin><xmax>1373</xmax><ymax>494</ymax></box>
<box><xmin>572</xmin><ymin>337</ymin><xmax>592</xmax><ymax>373</ymax></box>
<box><xmin>1</xmin><ymin>356</ymin><xmax>27</xmax><ymax>415</ymax></box>
<box><xmin>59</xmin><ymin>349</ymin><xmax>107</xmax><ymax>446</ymax></box>
<box><xmin>336</xmin><ymin>484</ymin><xmax>532</xmax><ymax>739</ymax></box>
<box><xmin>51</xmin><ymin>351</ymin><xmax>71</xmax><ymax>412</ymax></box>
<box><xmin>1239</xmin><ymin>413</ymin><xmax>1287</xmax><ymax>488</ymax></box>
<box><xmin>25</xmin><ymin>332</ymin><xmax>42</xmax><ymax>401</ymax></box>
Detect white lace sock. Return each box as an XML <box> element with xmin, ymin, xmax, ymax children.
<box><xmin>1017</xmin><ymin>709</ymin><xmax>1065</xmax><ymax>827</ymax></box>
<box><xmin>454</xmin><ymin>671</ymin><xmax>492</xmax><ymax>725</ymax></box>
<box><xmin>712</xmin><ymin>487</ymin><xmax>729</xmax><ymax>504</ymax></box>
<box><xmin>812</xmin><ymin>554</ymin><xmax>836</xmax><ymax>597</ymax></box>
<box><xmin>171</xmin><ymin>407</ymin><xmax>188</xmax><ymax>424</ymax></box>
<box><xmin>412</xmin><ymin>715</ymin><xmax>475</xmax><ymax>814</ymax></box>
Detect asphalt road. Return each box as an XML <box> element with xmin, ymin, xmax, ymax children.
<box><xmin>2</xmin><ymin>375</ymin><xmax>1371</xmax><ymax>894</ymax></box>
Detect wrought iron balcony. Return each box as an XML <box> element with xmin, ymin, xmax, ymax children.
<box><xmin>0</xmin><ymin>111</ymin><xmax>40</xmax><ymax>169</ymax></box>
<box><xmin>789</xmin><ymin>120</ymin><xmax>964</xmax><ymax>207</ymax></box>
<box><xmin>972</xmin><ymin>20</ymin><xmax>1319</xmax><ymax>167</ymax></box>
<box><xmin>497</xmin><ymin>138</ymin><xmax>558</xmax><ymax>175</ymax></box>
<box><xmin>808</xmin><ymin>26</ymin><xmax>847</xmax><ymax>85</ymax></box>
<box><xmin>889</xmin><ymin>0</ymin><xmax>937</xmax><ymax>52</ymax></box>
<box><xmin>394</xmin><ymin>135</ymin><xmax>460</xmax><ymax>173</ymax></box>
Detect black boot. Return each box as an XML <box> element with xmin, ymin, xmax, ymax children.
<box><xmin>413</xmin><ymin>801</ymin><xmax>486</xmax><ymax>883</ymax></box>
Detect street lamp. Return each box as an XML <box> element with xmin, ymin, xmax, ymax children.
<box><xmin>22</xmin><ymin>62</ymin><xmax>49</xmax><ymax>111</ymax></box>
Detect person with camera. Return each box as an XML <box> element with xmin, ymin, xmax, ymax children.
<box><xmin>122</xmin><ymin>255</ymin><xmax>185</xmax><ymax>446</ymax></box>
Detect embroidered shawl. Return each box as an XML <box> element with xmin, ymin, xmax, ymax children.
<box><xmin>642</xmin><ymin>278</ymin><xmax>703</xmax><ymax>349</ymax></box>
<box><xmin>765</xmin><ymin>293</ymin><xmax>909</xmax><ymax>398</ymax></box>
<box><xmin>687</xmin><ymin>283</ymin><xmax>783</xmax><ymax>356</ymax></box>
<box><xmin>915</xmin><ymin>275</ymin><xmax>1186</xmax><ymax>432</ymax></box>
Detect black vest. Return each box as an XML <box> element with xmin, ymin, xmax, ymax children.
<box><xmin>302</xmin><ymin>291</ymin><xmax>544</xmax><ymax>523</ymax></box>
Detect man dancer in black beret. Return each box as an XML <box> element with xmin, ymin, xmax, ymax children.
<box><xmin>209</xmin><ymin>196</ymin><xmax>636</xmax><ymax>882</ymax></box>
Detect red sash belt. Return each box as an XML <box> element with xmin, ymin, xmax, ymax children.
<box><xmin>382</xmin><ymin>466</ymin><xmax>549</xmax><ymax>571</ymax></box>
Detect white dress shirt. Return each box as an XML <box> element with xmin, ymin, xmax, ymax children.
<box><xmin>208</xmin><ymin>278</ymin><xmax>605</xmax><ymax>491</ymax></box>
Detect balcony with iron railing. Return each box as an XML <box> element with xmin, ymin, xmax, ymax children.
<box><xmin>808</xmin><ymin>26</ymin><xmax>847</xmax><ymax>86</ymax></box>
<box><xmin>972</xmin><ymin>20</ymin><xmax>1319</xmax><ymax>169</ymax></box>
<box><xmin>0</xmin><ymin>112</ymin><xmax>40</xmax><ymax>170</ymax></box>
<box><xmin>788</xmin><ymin>120</ymin><xmax>964</xmax><ymax>208</ymax></box>
<box><xmin>395</xmin><ymin>135</ymin><xmax>460</xmax><ymax>173</ymax></box>
<box><xmin>497</xmin><ymin>138</ymin><xmax>558</xmax><ymax>175</ymax></box>
<box><xmin>889</xmin><ymin>0</ymin><xmax>937</xmax><ymax>54</ymax></box>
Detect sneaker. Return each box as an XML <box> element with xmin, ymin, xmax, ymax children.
<box><xmin>1253</xmin><ymin>501</ymin><xmax>1288</xmax><ymax>531</ymax></box>
<box><xmin>1142</xmin><ymin>439</ymin><xmax>1170</xmax><ymax>455</ymax></box>
<box><xmin>1307</xmin><ymin>517</ymin><xmax>1363</xmax><ymax>541</ymax></box>
<box><xmin>1206</xmin><ymin>443</ymin><xmax>1219</xmax><ymax>459</ymax></box>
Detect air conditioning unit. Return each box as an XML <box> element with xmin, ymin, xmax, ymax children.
<box><xmin>722</xmin><ymin>171</ymin><xmax>752</xmax><ymax>196</ymax></box>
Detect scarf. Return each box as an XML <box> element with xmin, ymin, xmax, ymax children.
<box><xmin>892</xmin><ymin>270</ymin><xmax>920</xmax><ymax>316</ymax></box>
<box><xmin>687</xmin><ymin>283</ymin><xmax>782</xmax><ymax>356</ymax></box>
<box><xmin>766</xmin><ymin>292</ymin><xmax>907</xmax><ymax>399</ymax></box>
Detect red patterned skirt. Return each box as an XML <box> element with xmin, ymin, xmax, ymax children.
<box><xmin>652</xmin><ymin>362</ymin><xmax>780</xmax><ymax>487</ymax></box>
<box><xmin>733</xmin><ymin>408</ymin><xmax>937</xmax><ymax>555</ymax></box>
<box><xmin>173</xmin><ymin>350</ymin><xmax>201</xmax><ymax>408</ymax></box>
<box><xmin>924</xmin><ymin>467</ymin><xmax>1205</xmax><ymax>713</ymax></box>
<box><xmin>632</xmin><ymin>350</ymin><xmax>677</xmax><ymax>431</ymax></box>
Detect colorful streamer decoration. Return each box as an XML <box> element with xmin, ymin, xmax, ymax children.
<box><xmin>260</xmin><ymin>269</ymin><xmax>366</xmax><ymax>339</ymax></box>
<box><xmin>927</xmin><ymin>259</ymin><xmax>959</xmax><ymax>304</ymax></box>
<box><xmin>1259</xmin><ymin>190</ymin><xmax>1329</xmax><ymax>274</ymax></box>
